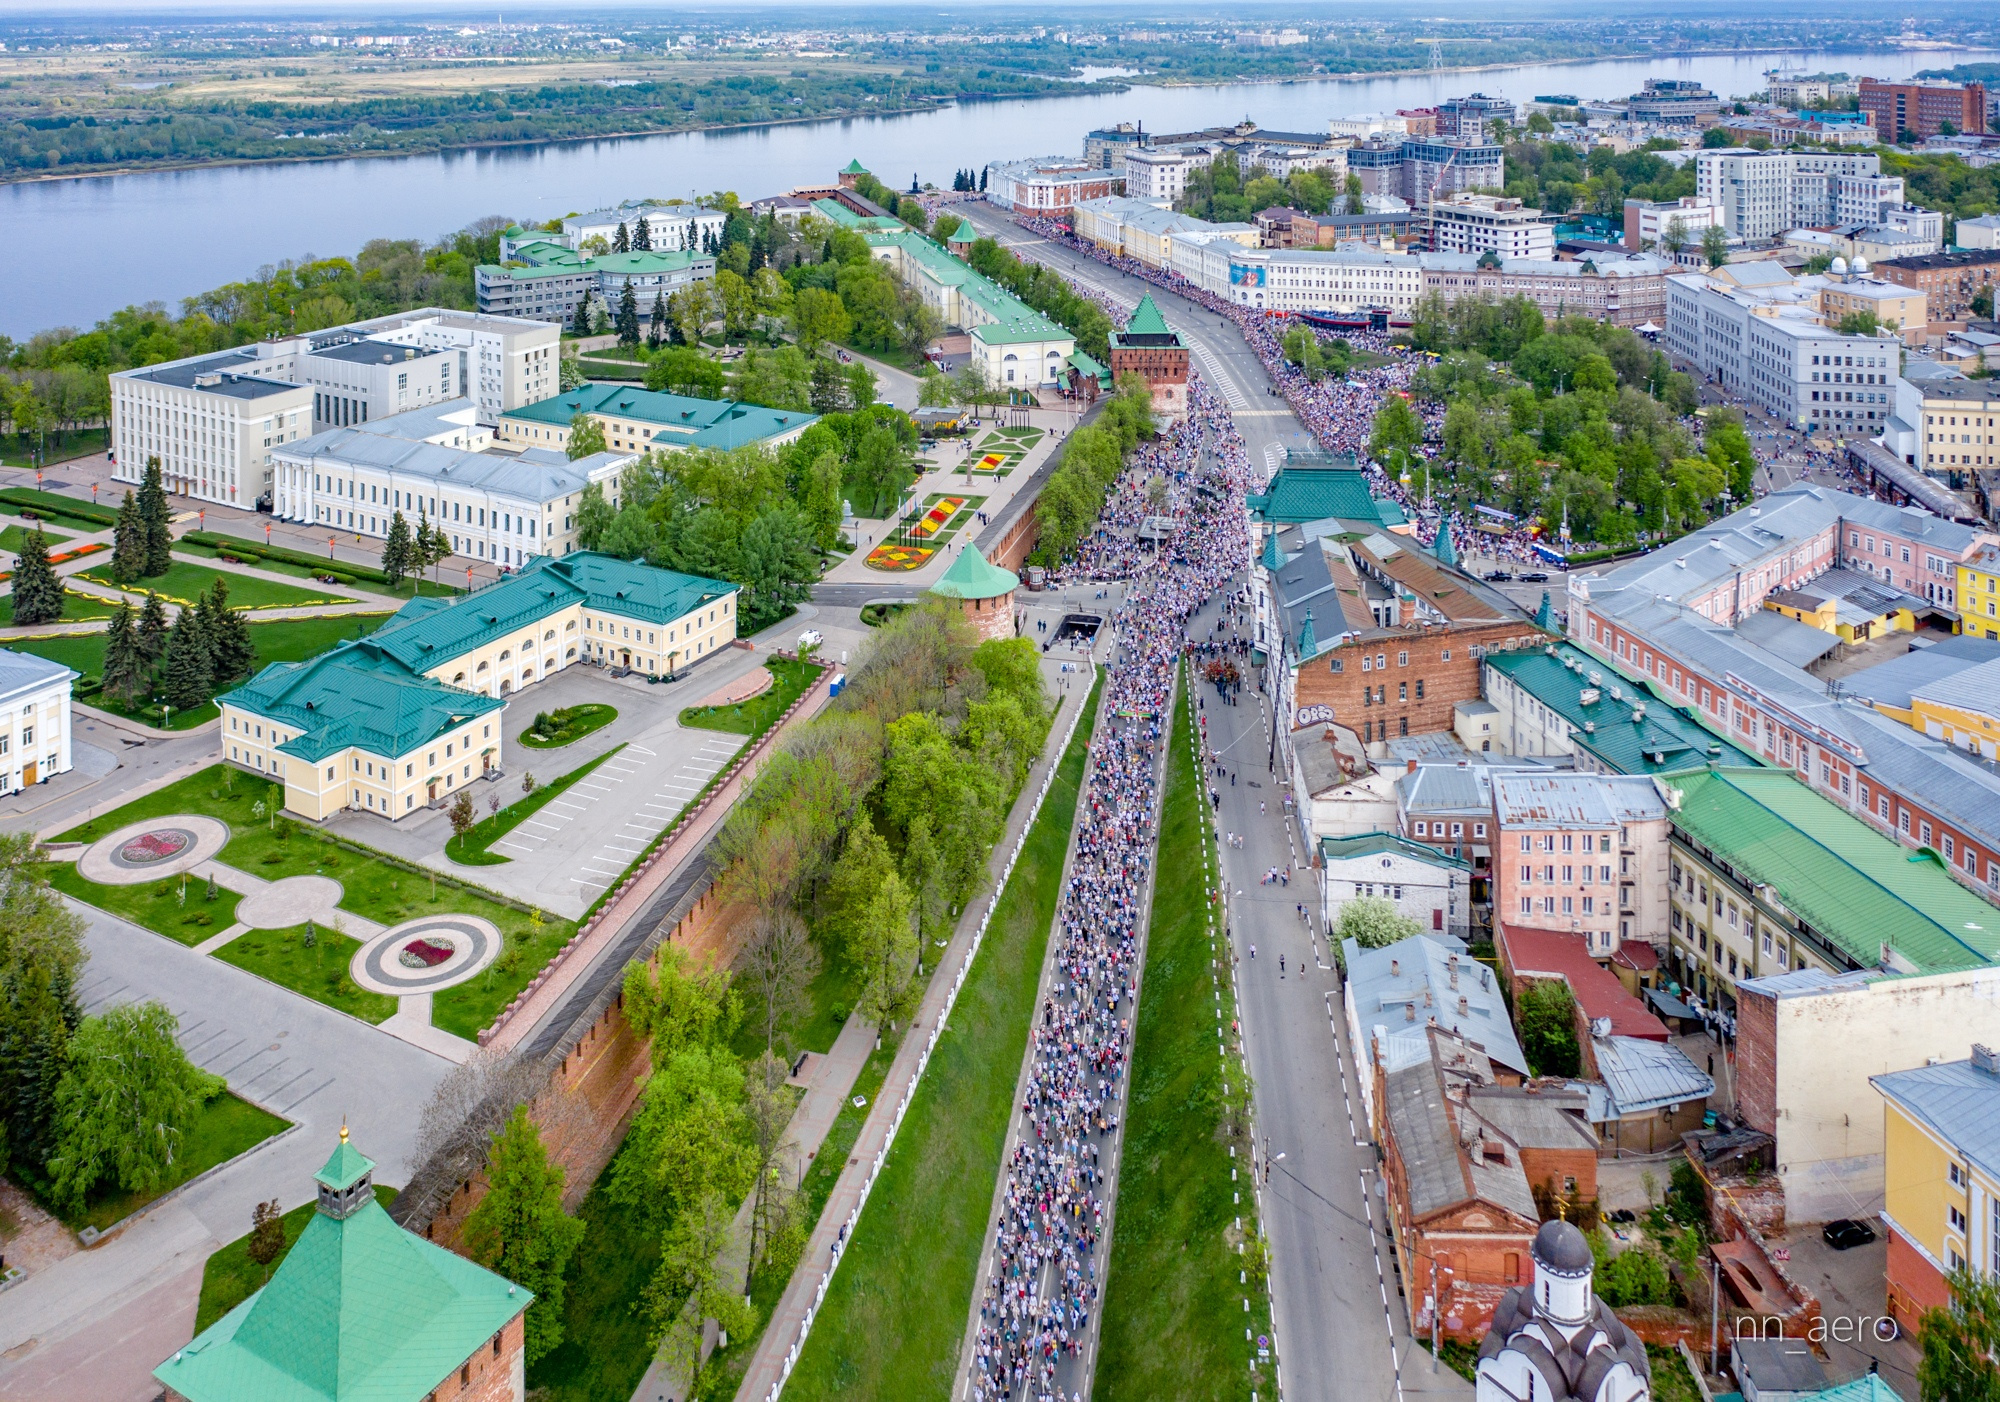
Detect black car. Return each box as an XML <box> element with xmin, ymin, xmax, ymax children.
<box><xmin>1823</xmin><ymin>1219</ymin><xmax>1877</xmax><ymax>1251</ymax></box>
<box><xmin>1519</xmin><ymin>571</ymin><xmax>1550</xmax><ymax>583</ymax></box>
<box><xmin>1484</xmin><ymin>569</ymin><xmax>1514</xmax><ymax>582</ymax></box>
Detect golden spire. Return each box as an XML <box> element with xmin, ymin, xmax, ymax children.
<box><xmin>339</xmin><ymin>1118</ymin><xmax>349</xmax><ymax>1143</ymax></box>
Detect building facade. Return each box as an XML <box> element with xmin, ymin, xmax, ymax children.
<box><xmin>1320</xmin><ymin>831</ymin><xmax>1472</xmax><ymax>940</ymax></box>
<box><xmin>1105</xmin><ymin>294</ymin><xmax>1189</xmax><ymax>422</ymax></box>
<box><xmin>476</xmin><ymin>241</ymin><xmax>715</xmax><ymax>324</ymax></box>
<box><xmin>1695</xmin><ymin>149</ymin><xmax>1883</xmax><ymax>239</ymax></box>
<box><xmin>0</xmin><ymin>651</ymin><xmax>75</xmax><ymax>794</ymax></box>
<box><xmin>1859</xmin><ymin>78</ymin><xmax>1989</xmax><ymax>140</ymax></box>
<box><xmin>1428</xmin><ymin>194</ymin><xmax>1556</xmax><ymax>261</ymax></box>
<box><xmin>986</xmin><ymin>158</ymin><xmax>1122</xmax><ymax>213</ymax></box>
<box><xmin>1874</xmin><ymin>248</ymin><xmax>2000</xmax><ymax>319</ymax></box>
<box><xmin>1490</xmin><ymin>772</ymin><xmax>1670</xmax><ymax>959</ymax></box>
<box><xmin>1872</xmin><ymin>1047</ymin><xmax>2000</xmax><ymax>1332</ymax></box>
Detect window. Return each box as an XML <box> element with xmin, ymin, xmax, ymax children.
<box><xmin>1520</xmin><ymin>835</ymin><xmax>1531</xmax><ymax>853</ymax></box>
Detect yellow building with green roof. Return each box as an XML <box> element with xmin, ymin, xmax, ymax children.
<box><xmin>155</xmin><ymin>1129</ymin><xmax>530</xmax><ymax>1402</ymax></box>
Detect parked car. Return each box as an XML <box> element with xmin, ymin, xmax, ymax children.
<box><xmin>798</xmin><ymin>629</ymin><xmax>825</xmax><ymax>652</ymax></box>
<box><xmin>1484</xmin><ymin>569</ymin><xmax>1514</xmax><ymax>582</ymax></box>
<box><xmin>1519</xmin><ymin>571</ymin><xmax>1550</xmax><ymax>583</ymax></box>
<box><xmin>1823</xmin><ymin>1219</ymin><xmax>1876</xmax><ymax>1251</ymax></box>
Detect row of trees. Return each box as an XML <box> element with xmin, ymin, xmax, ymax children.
<box><xmin>1369</xmin><ymin>293</ymin><xmax>1758</xmax><ymax>547</ymax></box>
<box><xmin>109</xmin><ymin>458</ymin><xmax>175</xmax><ymax>584</ymax></box>
<box><xmin>1178</xmin><ymin>151</ymin><xmax>1355</xmax><ymax>223</ymax></box>
<box><xmin>1032</xmin><ymin>375</ymin><xmax>1159</xmax><ymax>563</ymax></box>
<box><xmin>0</xmin><ymin>835</ymin><xmax>228</xmax><ymax>1214</ymax></box>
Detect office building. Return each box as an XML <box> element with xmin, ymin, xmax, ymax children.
<box><xmin>553</xmin><ymin>200</ymin><xmax>727</xmax><ymax>257</ymax></box>
<box><xmin>476</xmin><ymin>240</ymin><xmax>715</xmax><ymax>325</ymax></box>
<box><xmin>1835</xmin><ymin>173</ymin><xmax>1908</xmax><ymax>227</ymax></box>
<box><xmin>1860</xmin><ymin>77</ymin><xmax>1989</xmax><ymax>140</ymax></box>
<box><xmin>221</xmin><ymin>552</ymin><xmax>738</xmax><ymax>821</ymax></box>
<box><xmin>1623</xmin><ymin>77</ymin><xmax>1725</xmax><ymax>124</ymax></box>
<box><xmin>1696</xmin><ymin>148</ymin><xmax>1883</xmax><ymax>239</ymax></box>
<box><xmin>108</xmin><ymin>350</ymin><xmax>313</xmax><ymax>509</ymax></box>
<box><xmin>985</xmin><ymin>157</ymin><xmax>1121</xmax><ymax>213</ymax></box>
<box><xmin>1872</xmin><ymin>1047</ymin><xmax>2000</xmax><ymax>1330</ymax></box>
<box><xmin>1426</xmin><ymin>194</ymin><xmax>1555</xmax><ymax>260</ymax></box>
<box><xmin>1435</xmin><ymin>93</ymin><xmax>1516</xmax><ymax>139</ymax></box>
<box><xmin>1622</xmin><ymin>196</ymin><xmax>1725</xmax><ymax>255</ymax></box>
<box><xmin>0</xmin><ymin>650</ymin><xmax>75</xmax><ymax>794</ymax></box>
<box><xmin>1915</xmin><ymin>376</ymin><xmax>2000</xmax><ymax>478</ymax></box>
<box><xmin>1121</xmin><ymin>147</ymin><xmax>1196</xmax><ymax>202</ymax></box>
<box><xmin>298</xmin><ymin>337</ymin><xmax>457</xmax><ymax>432</ymax></box>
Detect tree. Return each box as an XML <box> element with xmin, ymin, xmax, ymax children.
<box><xmin>463</xmin><ymin>1105</ymin><xmax>586</xmax><ymax>1365</ymax></box>
<box><xmin>111</xmin><ymin>490</ymin><xmax>148</xmax><ymax>583</ymax></box>
<box><xmin>1344</xmin><ymin>172</ymin><xmax>1365</xmax><ymax>215</ymax></box>
<box><xmin>136</xmin><ymin>590</ymin><xmax>169</xmax><ymax>669</ymax></box>
<box><xmin>632</xmin><ymin>215</ymin><xmax>652</xmax><ymax>251</ymax></box>
<box><xmin>648</xmin><ymin>290</ymin><xmax>669</xmax><ymax>349</ymax></box>
<box><xmin>1701</xmin><ymin>222</ymin><xmax>1730</xmax><ymax>270</ymax></box>
<box><xmin>381</xmin><ymin>509</ymin><xmax>413</xmax><ymax>588</ymax></box>
<box><xmin>790</xmin><ymin>287</ymin><xmax>851</xmax><ymax>354</ymax></box>
<box><xmin>448</xmin><ymin>789</ymin><xmax>476</xmax><ymax>843</ymax></box>
<box><xmin>644</xmin><ymin>1190</ymin><xmax>758</xmax><ymax>1393</ymax></box>
<box><xmin>802</xmin><ymin>449</ymin><xmax>844</xmax><ymax>551</ymax></box>
<box><xmin>565</xmin><ymin>413</ymin><xmax>607</xmax><ymax>461</ymax></box>
<box><xmin>159</xmin><ymin>608</ymin><xmax>213</xmax><ymax>712</ymax></box>
<box><xmin>571</xmin><ymin>294</ymin><xmax>594</xmax><ymax>338</ymax></box>
<box><xmin>615</xmin><ymin>281</ymin><xmax>641</xmax><ymax>346</ymax></box>
<box><xmin>573</xmin><ymin>482</ymin><xmax>616</xmax><ymax>551</ymax></box>
<box><xmin>1335</xmin><ymin>897</ymin><xmax>1420</xmax><ymax>952</ymax></box>
<box><xmin>100</xmin><ymin>601</ymin><xmax>147</xmax><ymax>706</ymax></box>
<box><xmin>1369</xmin><ymin>393</ymin><xmax>1424</xmax><ymax>476</ymax></box>
<box><xmin>138</xmin><ymin>456</ymin><xmax>173</xmax><ymax>576</ymax></box>
<box><xmin>1660</xmin><ymin>215</ymin><xmax>1691</xmax><ymax>263</ymax></box>
<box><xmin>612</xmin><ymin>221</ymin><xmax>630</xmax><ymax>253</ymax></box>
<box><xmin>1836</xmin><ymin>310</ymin><xmax>1882</xmax><ymax>337</ymax></box>
<box><xmin>742</xmin><ymin>1050</ymin><xmax>800</xmax><ymax>1290</ymax></box>
<box><xmin>9</xmin><ymin>526</ymin><xmax>64</xmax><ymax>627</ymax></box>
<box><xmin>845</xmin><ymin>361</ymin><xmax>878</xmax><ymax>411</ymax></box>
<box><xmin>48</xmin><ymin>1001</ymin><xmax>220</xmax><ymax>1212</ymax></box>
<box><xmin>246</xmin><ymin>1198</ymin><xmax>286</xmax><ymax>1283</ymax></box>
<box><xmin>1516</xmin><ymin>979</ymin><xmax>1581</xmax><ymax>1078</ymax></box>
<box><xmin>1919</xmin><ymin>1269</ymin><xmax>2000</xmax><ymax>1402</ymax></box>
<box><xmin>558</xmin><ymin>350</ymin><xmax>586</xmax><ymax>392</ymax></box>
<box><xmin>203</xmin><ymin>577</ymin><xmax>254</xmax><ymax>685</ymax></box>
<box><xmin>739</xmin><ymin>907</ymin><xmax>820</xmax><ymax>1056</ymax></box>
<box><xmin>736</xmin><ymin>505</ymin><xmax>818</xmax><ymax>629</ymax></box>
<box><xmin>669</xmin><ymin>284</ymin><xmax>713</xmax><ymax>347</ymax></box>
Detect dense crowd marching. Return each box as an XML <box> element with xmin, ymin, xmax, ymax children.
<box><xmin>967</xmin><ymin>368</ymin><xmax>1252</xmax><ymax>1402</ymax></box>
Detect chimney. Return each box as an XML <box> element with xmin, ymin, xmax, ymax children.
<box><xmin>1407</xmin><ymin>759</ymin><xmax>1418</xmax><ymax>775</ymax></box>
<box><xmin>1459</xmin><ymin>995</ymin><xmax>1470</xmax><ymax>1015</ymax></box>
<box><xmin>1406</xmin><ymin>1002</ymin><xmax>1417</xmax><ymax>1022</ymax></box>
<box><xmin>1974</xmin><ymin>1044</ymin><xmax>2000</xmax><ymax>1075</ymax></box>
<box><xmin>1390</xmin><ymin>958</ymin><xmax>1401</xmax><ymax>977</ymax></box>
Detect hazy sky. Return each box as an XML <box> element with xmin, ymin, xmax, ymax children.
<box><xmin>0</xmin><ymin>0</ymin><xmax>1974</xmax><ymax>17</ymax></box>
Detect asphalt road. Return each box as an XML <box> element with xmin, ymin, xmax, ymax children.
<box><xmin>1190</xmin><ymin>586</ymin><xmax>1473</xmax><ymax>1402</ymax></box>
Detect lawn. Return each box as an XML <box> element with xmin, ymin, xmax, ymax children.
<box><xmin>15</xmin><ymin>613</ymin><xmax>389</xmax><ymax>728</ymax></box>
<box><xmin>679</xmin><ymin>659</ymin><xmax>819</xmax><ymax>736</ymax></box>
<box><xmin>196</xmin><ymin>1184</ymin><xmax>398</xmax><ymax>1332</ymax></box>
<box><xmin>519</xmin><ymin>702</ymin><xmax>618</xmax><ymax>749</ymax></box>
<box><xmin>214</xmin><ymin>923</ymin><xmax>398</xmax><ymax>1023</ymax></box>
<box><xmin>446</xmin><ymin>747</ymin><xmax>623</xmax><ymax>865</ymax></box>
<box><xmin>46</xmin><ymin>862</ymin><xmax>242</xmax><ymax>946</ymax></box>
<box><xmin>77</xmin><ymin>559</ymin><xmax>356</xmax><ymax>611</ymax></box>
<box><xmin>0</xmin><ymin>485</ymin><xmax>118</xmax><ymax>530</ymax></box>
<box><xmin>1096</xmin><ymin>670</ymin><xmax>1271</xmax><ymax>1402</ymax></box>
<box><xmin>524</xmin><ymin>1138</ymin><xmax>665</xmax><ymax>1402</ymax></box>
<box><xmin>783</xmin><ymin>676</ymin><xmax>1099</xmax><ymax>1401</ymax></box>
<box><xmin>57</xmin><ymin>764</ymin><xmax>577</xmax><ymax>1041</ymax></box>
<box><xmin>178</xmin><ymin>532</ymin><xmax>460</xmax><ymax>598</ymax></box>
<box><xmin>0</xmin><ymin>588</ymin><xmax>118</xmax><ymax>627</ymax></box>
<box><xmin>0</xmin><ymin>523</ymin><xmax>70</xmax><ymax>550</ymax></box>
<box><xmin>68</xmin><ymin>1092</ymin><xmax>289</xmax><ymax>1233</ymax></box>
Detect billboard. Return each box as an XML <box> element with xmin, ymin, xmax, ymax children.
<box><xmin>1229</xmin><ymin>262</ymin><xmax>1267</xmax><ymax>288</ymax></box>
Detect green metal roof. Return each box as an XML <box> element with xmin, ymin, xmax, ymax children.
<box><xmin>1484</xmin><ymin>642</ymin><xmax>1761</xmax><ymax>777</ymax></box>
<box><xmin>315</xmin><ymin>1138</ymin><xmax>374</xmax><ymax>1193</ymax></box>
<box><xmin>1320</xmin><ymin>831</ymin><xmax>1470</xmax><ymax>870</ymax></box>
<box><xmin>155</xmin><ymin>1142</ymin><xmax>528</xmax><ymax>1402</ymax></box>
<box><xmin>1123</xmin><ymin>295</ymin><xmax>1171</xmax><ymax>339</ymax></box>
<box><xmin>500</xmin><ymin>382</ymin><xmax>817</xmax><ymax>451</ymax></box>
<box><xmin>811</xmin><ymin>198</ymin><xmax>904</xmax><ymax>232</ymax></box>
<box><xmin>863</xmin><ymin>228</ymin><xmax>1073</xmax><ymax>352</ymax></box>
<box><xmin>929</xmin><ymin>543</ymin><xmax>1018</xmax><ymax>600</ymax></box>
<box><xmin>1663</xmin><ymin>765</ymin><xmax>2000</xmax><ymax>976</ymax></box>
<box><xmin>220</xmin><ymin>646</ymin><xmax>504</xmax><ymax>764</ymax></box>
<box><xmin>1246</xmin><ymin>464</ymin><xmax>1402</xmax><ymax>530</ymax></box>
<box><xmin>1065</xmin><ymin>349</ymin><xmax>1111</xmax><ymax>387</ymax></box>
<box><xmin>842</xmin><ymin>158</ymin><xmax>869</xmax><ymax>174</ymax></box>
<box><xmin>479</xmin><ymin>241</ymin><xmax>708</xmax><ymax>283</ymax></box>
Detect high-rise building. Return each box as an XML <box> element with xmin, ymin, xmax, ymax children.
<box><xmin>1696</xmin><ymin>148</ymin><xmax>1883</xmax><ymax>239</ymax></box>
<box><xmin>1859</xmin><ymin>78</ymin><xmax>1989</xmax><ymax>140</ymax></box>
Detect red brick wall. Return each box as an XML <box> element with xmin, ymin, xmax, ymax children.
<box><xmin>1518</xmin><ymin>1146</ymin><xmax>1599</xmax><ymax>1203</ymax></box>
<box><xmin>1886</xmin><ymin>1225</ymin><xmax>1952</xmax><ymax>1334</ymax></box>
<box><xmin>1734</xmin><ymin>981</ymin><xmax>1778</xmax><ymax>1137</ymax></box>
<box><xmin>1296</xmin><ymin>622</ymin><xmax>1530</xmax><ymax>741</ymax></box>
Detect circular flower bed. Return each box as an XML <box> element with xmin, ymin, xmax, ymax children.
<box><xmin>119</xmin><ymin>830</ymin><xmax>192</xmax><ymax>865</ymax></box>
<box><xmin>398</xmin><ymin>936</ymin><xmax>457</xmax><ymax>969</ymax></box>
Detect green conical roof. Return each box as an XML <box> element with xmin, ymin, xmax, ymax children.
<box><xmin>1124</xmin><ymin>295</ymin><xmax>1171</xmax><ymax>338</ymax></box>
<box><xmin>1432</xmin><ymin>520</ymin><xmax>1459</xmax><ymax>570</ymax></box>
<box><xmin>1297</xmin><ymin>608</ymin><xmax>1317</xmax><ymax>660</ymax></box>
<box><xmin>1260</xmin><ymin>531</ymin><xmax>1287</xmax><ymax>572</ymax></box>
<box><xmin>155</xmin><ymin>1137</ymin><xmax>530</xmax><ymax>1402</ymax></box>
<box><xmin>842</xmin><ymin>158</ymin><xmax>869</xmax><ymax>174</ymax></box>
<box><xmin>930</xmin><ymin>543</ymin><xmax>1019</xmax><ymax>601</ymax></box>
<box><xmin>315</xmin><ymin>1134</ymin><xmax>374</xmax><ymax>1193</ymax></box>
<box><xmin>1535</xmin><ymin>591</ymin><xmax>1554</xmax><ymax>630</ymax></box>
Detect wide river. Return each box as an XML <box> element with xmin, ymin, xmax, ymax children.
<box><xmin>7</xmin><ymin>45</ymin><xmax>1995</xmax><ymax>338</ymax></box>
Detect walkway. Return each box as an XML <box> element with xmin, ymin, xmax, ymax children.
<box><xmin>732</xmin><ymin>647</ymin><xmax>1087</xmax><ymax>1402</ymax></box>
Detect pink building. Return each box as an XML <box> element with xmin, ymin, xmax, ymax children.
<box><xmin>1490</xmin><ymin>773</ymin><xmax>1669</xmax><ymax>960</ymax></box>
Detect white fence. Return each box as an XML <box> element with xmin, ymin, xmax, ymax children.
<box><xmin>764</xmin><ymin>663</ymin><xmax>1099</xmax><ymax>1399</ymax></box>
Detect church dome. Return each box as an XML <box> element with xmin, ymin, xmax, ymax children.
<box><xmin>1532</xmin><ymin>1220</ymin><xmax>1594</xmax><ymax>1276</ymax></box>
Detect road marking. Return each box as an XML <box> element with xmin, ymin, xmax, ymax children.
<box><xmin>493</xmin><ymin>839</ymin><xmax>538</xmax><ymax>854</ymax></box>
<box><xmin>547</xmin><ymin>799</ymin><xmax>588</xmax><ymax>813</ymax></box>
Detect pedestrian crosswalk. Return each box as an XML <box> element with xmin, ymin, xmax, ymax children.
<box><xmin>1194</xmin><ymin>347</ymin><xmax>1247</xmax><ymax>410</ymax></box>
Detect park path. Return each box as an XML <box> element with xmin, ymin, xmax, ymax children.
<box><xmin>731</xmin><ymin>650</ymin><xmax>1094</xmax><ymax>1402</ymax></box>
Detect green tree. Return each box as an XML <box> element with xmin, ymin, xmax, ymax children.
<box><xmin>1836</xmin><ymin>311</ymin><xmax>1882</xmax><ymax>337</ymax></box>
<box><xmin>565</xmin><ymin>413</ymin><xmax>607</xmax><ymax>461</ymax></box>
<box><xmin>135</xmin><ymin>590</ymin><xmax>169</xmax><ymax>669</ymax></box>
<box><xmin>737</xmin><ymin>504</ymin><xmax>818</xmax><ymax>628</ymax></box>
<box><xmin>246</xmin><ymin>1198</ymin><xmax>286</xmax><ymax>1283</ymax></box>
<box><xmin>1335</xmin><ymin>897</ymin><xmax>1421</xmax><ymax>953</ymax></box>
<box><xmin>1343</xmin><ymin>172</ymin><xmax>1365</xmax><ymax>215</ymax></box>
<box><xmin>1919</xmin><ymin>1269</ymin><xmax>2000</xmax><ymax>1402</ymax></box>
<box><xmin>9</xmin><ymin>526</ymin><xmax>64</xmax><ymax>627</ymax></box>
<box><xmin>1516</xmin><ymin>979</ymin><xmax>1581</xmax><ymax>1077</ymax></box>
<box><xmin>1701</xmin><ymin>223</ymin><xmax>1730</xmax><ymax>269</ymax></box>
<box><xmin>463</xmin><ymin>1105</ymin><xmax>586</xmax><ymax>1365</ymax></box>
<box><xmin>159</xmin><ymin>608</ymin><xmax>213</xmax><ymax>712</ymax></box>
<box><xmin>802</xmin><ymin>449</ymin><xmax>844</xmax><ymax>551</ymax></box>
<box><xmin>380</xmin><ymin>509</ymin><xmax>413</xmax><ymax>587</ymax></box>
<box><xmin>203</xmin><ymin>577</ymin><xmax>254</xmax><ymax>685</ymax></box>
<box><xmin>1369</xmin><ymin>393</ymin><xmax>1424</xmax><ymax>476</ymax></box>
<box><xmin>99</xmin><ymin>600</ymin><xmax>147</xmax><ymax>707</ymax></box>
<box><xmin>138</xmin><ymin>456</ymin><xmax>173</xmax><ymax>576</ymax></box>
<box><xmin>0</xmin><ymin>949</ymin><xmax>82</xmax><ymax>1182</ymax></box>
<box><xmin>111</xmin><ymin>490</ymin><xmax>148</xmax><ymax>583</ymax></box>
<box><xmin>48</xmin><ymin>1001</ymin><xmax>221</xmax><ymax>1212</ymax></box>
<box><xmin>615</xmin><ymin>281</ymin><xmax>641</xmax><ymax>347</ymax></box>
<box><xmin>845</xmin><ymin>360</ymin><xmax>879</xmax><ymax>411</ymax></box>
<box><xmin>573</xmin><ymin>482</ymin><xmax>616</xmax><ymax>551</ymax></box>
<box><xmin>644</xmin><ymin>1191</ymin><xmax>758</xmax><ymax>1393</ymax></box>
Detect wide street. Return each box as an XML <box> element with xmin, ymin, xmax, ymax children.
<box><xmin>1187</xmin><ymin>583</ymin><xmax>1472</xmax><ymax>1402</ymax></box>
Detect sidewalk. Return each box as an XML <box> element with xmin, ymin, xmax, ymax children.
<box><xmin>732</xmin><ymin>650</ymin><xmax>1088</xmax><ymax>1402</ymax></box>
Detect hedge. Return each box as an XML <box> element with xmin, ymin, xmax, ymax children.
<box><xmin>181</xmin><ymin>531</ymin><xmax>396</xmax><ymax>587</ymax></box>
<box><xmin>0</xmin><ymin>488</ymin><xmax>118</xmax><ymax>528</ymax></box>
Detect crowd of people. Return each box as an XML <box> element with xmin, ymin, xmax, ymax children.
<box><xmin>968</xmin><ymin>368</ymin><xmax>1252</xmax><ymax>1402</ymax></box>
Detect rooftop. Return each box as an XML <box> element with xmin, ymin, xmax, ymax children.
<box><xmin>120</xmin><ymin>347</ymin><xmax>302</xmax><ymax>401</ymax></box>
<box><xmin>1587</xmin><ymin>1035</ymin><xmax>1714</xmax><ymax>1116</ymax></box>
<box><xmin>279</xmin><ymin>427</ymin><xmax>623</xmax><ymax>503</ymax></box>
<box><xmin>1490</xmin><ymin>771</ymin><xmax>1667</xmax><ymax>828</ymax></box>
<box><xmin>1320</xmin><ymin>830</ymin><xmax>1471</xmax><ymax>870</ymax></box>
<box><xmin>1248</xmin><ymin>459</ymin><xmax>1400</xmax><ymax>530</ymax></box>
<box><xmin>0</xmin><ymin>649</ymin><xmax>79</xmax><ymax>698</ymax></box>
<box><xmin>1843</xmin><ymin>634</ymin><xmax>2000</xmax><ymax>710</ymax></box>
<box><xmin>928</xmin><ymin>544</ymin><xmax>1018</xmax><ymax>601</ymax></box>
<box><xmin>500</xmin><ymin>383</ymin><xmax>816</xmax><ymax>451</ymax></box>
<box><xmin>1344</xmin><ymin>933</ymin><xmax>1529</xmax><ymax>1078</ymax></box>
<box><xmin>308</xmin><ymin>340</ymin><xmax>446</xmax><ymax>367</ymax></box>
<box><xmin>1661</xmin><ymin>765</ymin><xmax>2000</xmax><ymax>975</ymax></box>
<box><xmin>1873</xmin><ymin>1050</ymin><xmax>2000</xmax><ymax>1185</ymax></box>
<box><xmin>1496</xmin><ymin>923</ymin><xmax>1670</xmax><ymax>1041</ymax></box>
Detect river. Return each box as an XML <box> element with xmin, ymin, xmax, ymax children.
<box><xmin>6</xmin><ymin>44</ymin><xmax>1994</xmax><ymax>339</ymax></box>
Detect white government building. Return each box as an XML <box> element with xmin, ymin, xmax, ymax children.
<box><xmin>108</xmin><ymin>309</ymin><xmax>560</xmax><ymax>510</ymax></box>
<box><xmin>0</xmin><ymin>652</ymin><xmax>76</xmax><ymax>793</ymax></box>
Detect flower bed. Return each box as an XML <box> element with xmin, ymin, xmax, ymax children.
<box><xmin>909</xmin><ymin>495</ymin><xmax>967</xmax><ymax>540</ymax></box>
<box><xmin>865</xmin><ymin>542</ymin><xmax>936</xmax><ymax>571</ymax></box>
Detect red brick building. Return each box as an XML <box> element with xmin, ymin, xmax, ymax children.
<box><xmin>1859</xmin><ymin>78</ymin><xmax>1988</xmax><ymax>139</ymax></box>
<box><xmin>1875</xmin><ymin>248</ymin><xmax>2000</xmax><ymax>320</ymax></box>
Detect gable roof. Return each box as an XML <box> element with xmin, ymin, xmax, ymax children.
<box><xmin>499</xmin><ymin>382</ymin><xmax>817</xmax><ymax>451</ymax></box>
<box><xmin>1872</xmin><ymin>1054</ymin><xmax>2000</xmax><ymax>1185</ymax></box>
<box><xmin>155</xmin><ymin>1140</ymin><xmax>527</xmax><ymax>1402</ymax></box>
<box><xmin>1496</xmin><ymin>923</ymin><xmax>1670</xmax><ymax>1041</ymax></box>
<box><xmin>220</xmin><ymin>646</ymin><xmax>505</xmax><ymax>763</ymax></box>
<box><xmin>1343</xmin><ymin>933</ymin><xmax>1529</xmax><ymax>1077</ymax></box>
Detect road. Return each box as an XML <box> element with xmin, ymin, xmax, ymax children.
<box><xmin>966</xmin><ymin>207</ymin><xmax>1471</xmax><ymax>1400</ymax></box>
<box><xmin>1189</xmin><ymin>585</ymin><xmax>1472</xmax><ymax>1402</ymax></box>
